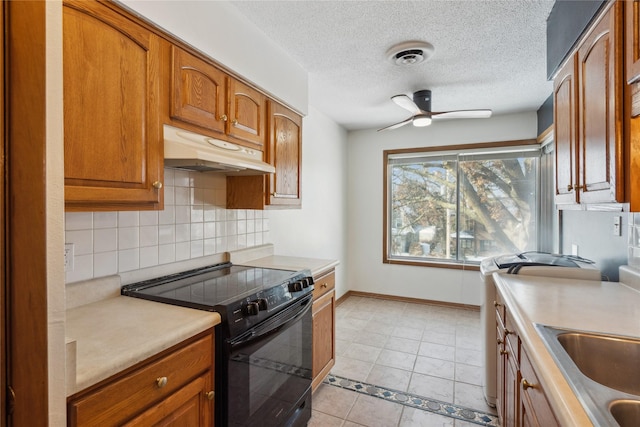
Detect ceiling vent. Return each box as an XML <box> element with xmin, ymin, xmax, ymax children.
<box><xmin>386</xmin><ymin>41</ymin><xmax>434</xmax><ymax>66</ymax></box>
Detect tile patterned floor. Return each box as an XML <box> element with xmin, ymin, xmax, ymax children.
<box><xmin>309</xmin><ymin>295</ymin><xmax>498</xmax><ymax>427</ymax></box>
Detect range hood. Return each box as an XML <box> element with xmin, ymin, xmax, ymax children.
<box><xmin>163</xmin><ymin>124</ymin><xmax>275</xmax><ymax>175</ymax></box>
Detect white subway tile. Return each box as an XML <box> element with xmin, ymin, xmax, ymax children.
<box><xmin>118</xmin><ymin>248</ymin><xmax>139</xmax><ymax>272</ymax></box>
<box><xmin>163</xmin><ymin>168</ymin><xmax>175</xmax><ymax>186</ymax></box>
<box><xmin>226</xmin><ymin>221</ymin><xmax>238</xmax><ymax>236</ymax></box>
<box><xmin>216</xmin><ymin>221</ymin><xmax>226</xmax><ymax>237</ymax></box>
<box><xmin>175</xmin><ymin>241</ymin><xmax>190</xmax><ymax>261</ymax></box>
<box><xmin>246</xmin><ymin>233</ymin><xmax>256</xmax><ymax>247</ymax></box>
<box><xmin>94</xmin><ymin>228</ymin><xmax>117</xmax><ymax>253</ymax></box>
<box><xmin>139</xmin><ymin>211</ymin><xmax>159</xmax><ymax>226</ymax></box>
<box><xmin>237</xmin><ymin>234</ymin><xmax>247</xmax><ymax>249</ymax></box>
<box><xmin>190</xmin><ymin>240</ymin><xmax>204</xmax><ymax>258</ymax></box>
<box><xmin>191</xmin><ymin>206</ymin><xmax>204</xmax><ymax>223</ymax></box>
<box><xmin>164</xmin><ymin>186</ymin><xmax>175</xmax><ymax>205</ymax></box>
<box><xmin>204</xmin><ymin>238</ymin><xmax>216</xmax><ymax>256</ymax></box>
<box><xmin>176</xmin><ymin>224</ymin><xmax>190</xmax><ymax>242</ymax></box>
<box><xmin>204</xmin><ymin>206</ymin><xmax>216</xmax><ymax>222</ymax></box>
<box><xmin>66</xmin><ymin>230</ymin><xmax>93</xmax><ymax>255</ymax></box>
<box><xmin>191</xmin><ymin>223</ymin><xmax>204</xmax><ymax>240</ymax></box>
<box><xmin>65</xmin><ymin>212</ymin><xmax>93</xmax><ymax>230</ymax></box>
<box><xmin>140</xmin><ymin>225</ymin><xmax>159</xmax><ymax>247</ymax></box>
<box><xmin>237</xmin><ymin>220</ymin><xmax>247</xmax><ymax>235</ymax></box>
<box><xmin>204</xmin><ymin>222</ymin><xmax>216</xmax><ymax>239</ymax></box>
<box><xmin>216</xmin><ymin>237</ymin><xmax>225</xmax><ymax>252</ymax></box>
<box><xmin>93</xmin><ymin>212</ymin><xmax>118</xmax><ymax>229</ymax></box>
<box><xmin>159</xmin><ymin>206</ymin><xmax>175</xmax><ymax>225</ymax></box>
<box><xmin>174</xmin><ymin>170</ymin><xmax>190</xmax><ymax>187</ymax></box>
<box><xmin>263</xmin><ymin>218</ymin><xmax>269</xmax><ymax>232</ymax></box>
<box><xmin>118</xmin><ymin>227</ymin><xmax>139</xmax><ymax>250</ymax></box>
<box><xmin>246</xmin><ymin>210</ymin><xmax>255</xmax><ymax>220</ymax></box>
<box><xmin>66</xmin><ymin>253</ymin><xmax>93</xmax><ymax>283</ymax></box>
<box><xmin>192</xmin><ymin>188</ymin><xmax>204</xmax><ymax>206</ymax></box>
<box><xmin>118</xmin><ymin>211</ymin><xmax>139</xmax><ymax>227</ymax></box>
<box><xmin>247</xmin><ymin>219</ymin><xmax>255</xmax><ymax>233</ymax></box>
<box><xmin>237</xmin><ymin>210</ymin><xmax>246</xmax><ymax>220</ymax></box>
<box><xmin>159</xmin><ymin>243</ymin><xmax>176</xmax><ymax>264</ymax></box>
<box><xmin>158</xmin><ymin>224</ymin><xmax>176</xmax><ymax>244</ymax></box>
<box><xmin>94</xmin><ymin>251</ymin><xmax>118</xmax><ymax>277</ymax></box>
<box><xmin>140</xmin><ymin>246</ymin><xmax>159</xmax><ymax>268</ymax></box>
<box><xmin>175</xmin><ymin>187</ymin><xmax>190</xmax><ymax>205</ymax></box>
<box><xmin>175</xmin><ymin>205</ymin><xmax>191</xmax><ymax>224</ymax></box>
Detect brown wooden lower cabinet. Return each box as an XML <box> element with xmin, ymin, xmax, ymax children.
<box><xmin>495</xmin><ymin>293</ymin><xmax>558</xmax><ymax>427</ymax></box>
<box><xmin>312</xmin><ymin>269</ymin><xmax>336</xmax><ymax>391</ymax></box>
<box><xmin>67</xmin><ymin>331</ymin><xmax>214</xmax><ymax>426</ymax></box>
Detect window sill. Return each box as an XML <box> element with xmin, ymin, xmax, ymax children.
<box><xmin>384</xmin><ymin>257</ymin><xmax>481</xmax><ymax>271</ymax></box>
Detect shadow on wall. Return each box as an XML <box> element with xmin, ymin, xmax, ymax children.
<box><xmin>561</xmin><ymin>210</ymin><xmax>629</xmax><ymax>282</ymax></box>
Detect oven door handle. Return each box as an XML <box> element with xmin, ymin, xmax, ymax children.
<box><xmin>230</xmin><ymin>296</ymin><xmax>312</xmax><ymax>348</ymax></box>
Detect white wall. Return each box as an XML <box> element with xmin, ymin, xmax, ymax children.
<box><xmin>121</xmin><ymin>0</ymin><xmax>308</xmax><ymax>114</ymax></box>
<box><xmin>268</xmin><ymin>106</ymin><xmax>349</xmax><ymax>298</ymax></box>
<box><xmin>347</xmin><ymin>112</ymin><xmax>538</xmax><ymax>306</ymax></box>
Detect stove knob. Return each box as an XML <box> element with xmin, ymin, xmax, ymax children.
<box><xmin>302</xmin><ymin>278</ymin><xmax>313</xmax><ymax>288</ymax></box>
<box><xmin>245</xmin><ymin>302</ymin><xmax>260</xmax><ymax>316</ymax></box>
<box><xmin>288</xmin><ymin>281</ymin><xmax>303</xmax><ymax>292</ymax></box>
<box><xmin>257</xmin><ymin>298</ymin><xmax>268</xmax><ymax>310</ymax></box>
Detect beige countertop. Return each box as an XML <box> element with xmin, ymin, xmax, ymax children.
<box><xmin>239</xmin><ymin>255</ymin><xmax>339</xmax><ymax>277</ymax></box>
<box><xmin>66</xmin><ymin>295</ymin><xmax>219</xmax><ymax>397</ymax></box>
<box><xmin>493</xmin><ymin>272</ymin><xmax>640</xmax><ymax>427</ymax></box>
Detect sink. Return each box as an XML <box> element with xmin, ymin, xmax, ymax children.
<box><xmin>536</xmin><ymin>324</ymin><xmax>640</xmax><ymax>426</ymax></box>
<box><xmin>610</xmin><ymin>400</ymin><xmax>640</xmax><ymax>427</ymax></box>
<box><xmin>556</xmin><ymin>331</ymin><xmax>640</xmax><ymax>395</ymax></box>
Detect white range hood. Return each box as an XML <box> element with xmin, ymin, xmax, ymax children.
<box><xmin>163</xmin><ymin>124</ymin><xmax>275</xmax><ymax>175</ymax></box>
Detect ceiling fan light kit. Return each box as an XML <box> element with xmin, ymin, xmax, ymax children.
<box><xmin>378</xmin><ymin>89</ymin><xmax>493</xmax><ymax>132</ymax></box>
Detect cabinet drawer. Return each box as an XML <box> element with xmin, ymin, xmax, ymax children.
<box><xmin>313</xmin><ymin>270</ymin><xmax>335</xmax><ymax>300</ymax></box>
<box><xmin>69</xmin><ymin>334</ymin><xmax>213</xmax><ymax>426</ymax></box>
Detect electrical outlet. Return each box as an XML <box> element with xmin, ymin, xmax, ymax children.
<box><xmin>613</xmin><ymin>215</ymin><xmax>622</xmax><ymax>236</ymax></box>
<box><xmin>64</xmin><ymin>243</ymin><xmax>75</xmax><ymax>272</ymax></box>
<box><xmin>571</xmin><ymin>244</ymin><xmax>579</xmax><ymax>256</ymax></box>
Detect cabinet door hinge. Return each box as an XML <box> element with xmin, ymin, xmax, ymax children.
<box><xmin>6</xmin><ymin>385</ymin><xmax>15</xmax><ymax>415</ymax></box>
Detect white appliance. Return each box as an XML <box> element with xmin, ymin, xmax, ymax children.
<box><xmin>479</xmin><ymin>252</ymin><xmax>602</xmax><ymax>407</ymax></box>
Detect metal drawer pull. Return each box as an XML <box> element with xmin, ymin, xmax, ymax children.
<box><xmin>493</xmin><ymin>301</ymin><xmax>502</xmax><ymax>307</ymax></box>
<box><xmin>321</xmin><ymin>283</ymin><xmax>328</xmax><ymax>289</ymax></box>
<box><xmin>504</xmin><ymin>329</ymin><xmax>513</xmax><ymax>336</ymax></box>
<box><xmin>206</xmin><ymin>391</ymin><xmax>215</xmax><ymax>400</ymax></box>
<box><xmin>522</xmin><ymin>378</ymin><xmax>534</xmax><ymax>390</ymax></box>
<box><xmin>500</xmin><ymin>349</ymin><xmax>508</xmax><ymax>355</ymax></box>
<box><xmin>156</xmin><ymin>377</ymin><xmax>168</xmax><ymax>388</ymax></box>
<box><xmin>152</xmin><ymin>181</ymin><xmax>163</xmax><ymax>190</ymax></box>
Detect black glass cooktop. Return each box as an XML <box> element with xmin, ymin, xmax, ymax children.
<box><xmin>121</xmin><ymin>263</ymin><xmax>302</xmax><ymax>310</ymax></box>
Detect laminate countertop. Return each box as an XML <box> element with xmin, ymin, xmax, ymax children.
<box><xmin>493</xmin><ymin>272</ymin><xmax>640</xmax><ymax>426</ymax></box>
<box><xmin>66</xmin><ymin>294</ymin><xmax>219</xmax><ymax>396</ymax></box>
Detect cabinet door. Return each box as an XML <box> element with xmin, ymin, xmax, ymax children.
<box><xmin>626</xmin><ymin>0</ymin><xmax>640</xmax><ymax>84</ymax></box>
<box><xmin>267</xmin><ymin>102</ymin><xmax>302</xmax><ymax>207</ymax></box>
<box><xmin>63</xmin><ymin>0</ymin><xmax>163</xmax><ymax>210</ymax></box>
<box><xmin>228</xmin><ymin>79</ymin><xmax>266</xmax><ymax>148</ymax></box>
<box><xmin>312</xmin><ymin>289</ymin><xmax>335</xmax><ymax>391</ymax></box>
<box><xmin>171</xmin><ymin>46</ymin><xmax>228</xmax><ymax>135</ymax></box>
<box><xmin>553</xmin><ymin>56</ymin><xmax>579</xmax><ymax>205</ymax></box>
<box><xmin>123</xmin><ymin>374</ymin><xmax>213</xmax><ymax>427</ymax></box>
<box><xmin>519</xmin><ymin>348</ymin><xmax>559</xmax><ymax>427</ymax></box>
<box><xmin>577</xmin><ymin>3</ymin><xmax>623</xmax><ymax>204</ymax></box>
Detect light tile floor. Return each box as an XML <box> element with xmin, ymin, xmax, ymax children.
<box><xmin>309</xmin><ymin>295</ymin><xmax>498</xmax><ymax>427</ymax></box>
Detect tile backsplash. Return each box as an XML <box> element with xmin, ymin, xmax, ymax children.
<box><xmin>65</xmin><ymin>168</ymin><xmax>269</xmax><ymax>283</ymax></box>
<box><xmin>629</xmin><ymin>212</ymin><xmax>640</xmax><ymax>268</ymax></box>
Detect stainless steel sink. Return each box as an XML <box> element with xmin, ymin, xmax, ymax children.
<box><xmin>556</xmin><ymin>331</ymin><xmax>640</xmax><ymax>396</ymax></box>
<box><xmin>536</xmin><ymin>325</ymin><xmax>640</xmax><ymax>426</ymax></box>
<box><xmin>610</xmin><ymin>400</ymin><xmax>640</xmax><ymax>427</ymax></box>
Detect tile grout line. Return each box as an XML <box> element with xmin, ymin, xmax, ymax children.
<box><xmin>324</xmin><ymin>374</ymin><xmax>499</xmax><ymax>427</ymax></box>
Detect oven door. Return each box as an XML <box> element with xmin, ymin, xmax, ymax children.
<box><xmin>219</xmin><ymin>294</ymin><xmax>313</xmax><ymax>427</ymax></box>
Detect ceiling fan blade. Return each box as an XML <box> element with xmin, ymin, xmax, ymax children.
<box><xmin>377</xmin><ymin>117</ymin><xmax>413</xmax><ymax>132</ymax></box>
<box><xmin>391</xmin><ymin>95</ymin><xmax>422</xmax><ymax>115</ymax></box>
<box><xmin>431</xmin><ymin>109</ymin><xmax>492</xmax><ymax>120</ymax></box>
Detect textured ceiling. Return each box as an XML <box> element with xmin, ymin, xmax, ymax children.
<box><xmin>229</xmin><ymin>0</ymin><xmax>555</xmax><ymax>131</ymax></box>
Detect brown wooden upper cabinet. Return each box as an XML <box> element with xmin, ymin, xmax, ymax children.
<box><xmin>554</xmin><ymin>2</ymin><xmax>623</xmax><ymax>206</ymax></box>
<box><xmin>170</xmin><ymin>47</ymin><xmax>266</xmax><ymax>150</ymax></box>
<box><xmin>63</xmin><ymin>0</ymin><xmax>163</xmax><ymax>211</ymax></box>
<box><xmin>626</xmin><ymin>0</ymin><xmax>640</xmax><ymax>83</ymax></box>
<box><xmin>171</xmin><ymin>46</ymin><xmax>228</xmax><ymax>136</ymax></box>
<box><xmin>227</xmin><ymin>101</ymin><xmax>302</xmax><ymax>209</ymax></box>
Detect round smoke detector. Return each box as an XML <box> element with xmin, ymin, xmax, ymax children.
<box><xmin>386</xmin><ymin>41</ymin><xmax>435</xmax><ymax>66</ymax></box>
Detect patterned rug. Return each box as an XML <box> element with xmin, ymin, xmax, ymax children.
<box><xmin>324</xmin><ymin>374</ymin><xmax>499</xmax><ymax>426</ymax></box>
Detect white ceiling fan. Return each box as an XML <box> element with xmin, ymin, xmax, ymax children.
<box><xmin>377</xmin><ymin>89</ymin><xmax>492</xmax><ymax>131</ymax></box>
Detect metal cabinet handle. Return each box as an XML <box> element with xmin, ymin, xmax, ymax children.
<box><xmin>219</xmin><ymin>114</ymin><xmax>228</xmax><ymax>122</ymax></box>
<box><xmin>232</xmin><ymin>119</ymin><xmax>238</xmax><ymax>126</ymax></box>
<box><xmin>504</xmin><ymin>329</ymin><xmax>513</xmax><ymax>336</ymax></box>
<box><xmin>152</xmin><ymin>181</ymin><xmax>163</xmax><ymax>190</ymax></box>
<box><xmin>206</xmin><ymin>391</ymin><xmax>215</xmax><ymax>400</ymax></box>
<box><xmin>321</xmin><ymin>283</ymin><xmax>328</xmax><ymax>289</ymax></box>
<box><xmin>493</xmin><ymin>301</ymin><xmax>502</xmax><ymax>308</ymax></box>
<box><xmin>497</xmin><ymin>338</ymin><xmax>503</xmax><ymax>345</ymax></box>
<box><xmin>156</xmin><ymin>376</ymin><xmax>168</xmax><ymax>388</ymax></box>
<box><xmin>522</xmin><ymin>378</ymin><xmax>534</xmax><ymax>390</ymax></box>
<box><xmin>500</xmin><ymin>349</ymin><xmax>508</xmax><ymax>355</ymax></box>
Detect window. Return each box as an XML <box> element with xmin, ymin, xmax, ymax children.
<box><xmin>384</xmin><ymin>141</ymin><xmax>541</xmax><ymax>266</ymax></box>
